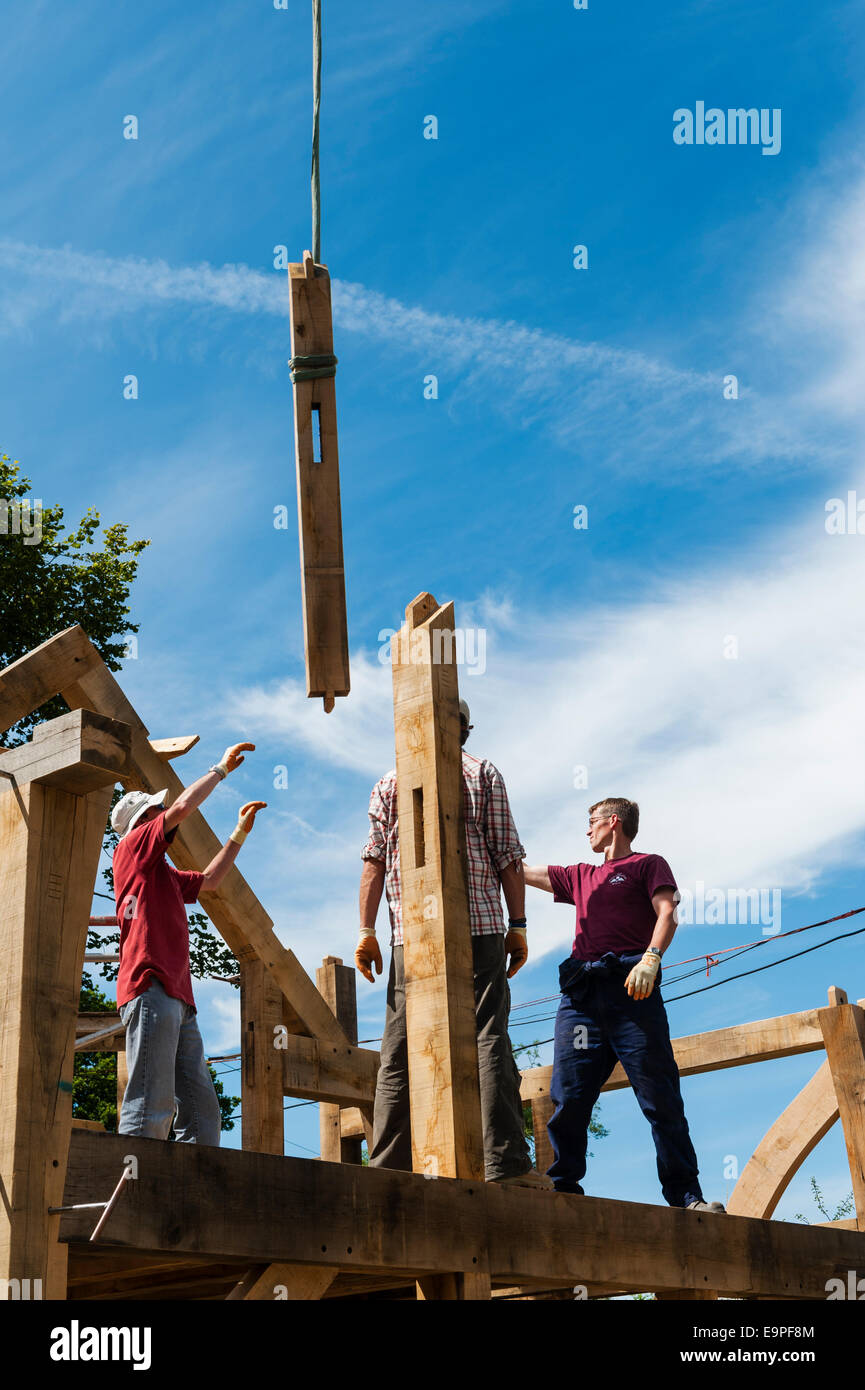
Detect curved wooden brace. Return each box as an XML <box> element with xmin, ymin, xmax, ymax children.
<box><xmin>727</xmin><ymin>1059</ymin><xmax>838</xmax><ymax>1218</ymax></box>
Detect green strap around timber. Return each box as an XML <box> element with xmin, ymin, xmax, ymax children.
<box><xmin>288</xmin><ymin>353</ymin><xmax>338</xmax><ymax>384</ymax></box>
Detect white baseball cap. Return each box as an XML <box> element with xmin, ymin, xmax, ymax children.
<box><xmin>111</xmin><ymin>788</ymin><xmax>168</xmax><ymax>838</ymax></box>
<box><xmin>459</xmin><ymin>699</ymin><xmax>471</xmax><ymax>724</ymax></box>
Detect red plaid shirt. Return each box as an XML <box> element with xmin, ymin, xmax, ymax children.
<box><xmin>361</xmin><ymin>752</ymin><xmax>525</xmax><ymax>945</ymax></box>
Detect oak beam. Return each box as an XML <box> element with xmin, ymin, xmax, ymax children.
<box><xmin>0</xmin><ymin>780</ymin><xmax>116</xmax><ymax>1299</ymax></box>
<box><xmin>315</xmin><ymin>957</ymin><xmax>367</xmax><ymax>1162</ymax></box>
<box><xmin>0</xmin><ymin>708</ymin><xmax>131</xmax><ymax>794</ymax></box>
<box><xmin>519</xmin><ymin>1005</ymin><xmax>831</xmax><ymax>1103</ymax></box>
<box><xmin>820</xmin><ymin>1003</ymin><xmax>865</xmax><ymax>1229</ymax></box>
<box><xmin>227</xmin><ymin>1262</ymin><xmax>337</xmax><ymax>1301</ymax></box>
<box><xmin>392</xmin><ymin>593</ymin><xmax>485</xmax><ymax>1185</ymax></box>
<box><xmin>393</xmin><ymin>592</ymin><xmax>490</xmax><ymax>1300</ymax></box>
<box><xmin>726</xmin><ymin>1061</ymin><xmax>839</xmax><ymax>1218</ymax></box>
<box><xmin>288</xmin><ymin>252</ymin><xmax>350</xmax><ymax>712</ymax></box>
<box><xmin>150</xmin><ymin>735</ymin><xmax>200</xmax><ymax>761</ymax></box>
<box><xmin>60</xmin><ymin>1131</ymin><xmax>865</xmax><ymax>1300</ymax></box>
<box><xmin>241</xmin><ymin>959</ymin><xmax>285</xmax><ymax>1155</ymax></box>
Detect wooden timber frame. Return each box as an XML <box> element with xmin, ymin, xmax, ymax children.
<box><xmin>1</xmin><ymin>625</ymin><xmax>865</xmax><ymax>1301</ymax></box>
<box><xmin>288</xmin><ymin>250</ymin><xmax>350</xmax><ymax>713</ymax></box>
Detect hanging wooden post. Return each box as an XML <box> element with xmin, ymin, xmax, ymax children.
<box><xmin>392</xmin><ymin>592</ymin><xmax>490</xmax><ymax>1300</ymax></box>
<box><xmin>288</xmin><ymin>251</ymin><xmax>350</xmax><ymax>713</ymax></box>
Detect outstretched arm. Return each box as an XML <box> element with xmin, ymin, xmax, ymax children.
<box><xmin>523</xmin><ymin>864</ymin><xmax>553</xmax><ymax>893</ymax></box>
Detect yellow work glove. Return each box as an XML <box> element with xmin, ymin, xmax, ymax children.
<box><xmin>216</xmin><ymin>742</ymin><xmax>256</xmax><ymax>778</ymax></box>
<box><xmin>625</xmin><ymin>950</ymin><xmax>661</xmax><ymax>1000</ymax></box>
<box><xmin>355</xmin><ymin>934</ymin><xmax>383</xmax><ymax>984</ymax></box>
<box><xmin>229</xmin><ymin>800</ymin><xmax>267</xmax><ymax>845</ymax></box>
<box><xmin>505</xmin><ymin>927</ymin><xmax>528</xmax><ymax>979</ymax></box>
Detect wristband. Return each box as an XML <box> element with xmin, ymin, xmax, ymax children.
<box><xmin>211</xmin><ymin>763</ymin><xmax>228</xmax><ymax>780</ymax></box>
<box><xmin>357</xmin><ymin>927</ymin><xmax>377</xmax><ymax>943</ymax></box>
<box><xmin>508</xmin><ymin>917</ymin><xmax>527</xmax><ymax>929</ymax></box>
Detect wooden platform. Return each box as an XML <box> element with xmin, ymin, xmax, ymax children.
<box><xmin>60</xmin><ymin>1132</ymin><xmax>865</xmax><ymax>1301</ymax></box>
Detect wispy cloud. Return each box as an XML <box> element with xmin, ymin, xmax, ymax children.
<box><xmin>0</xmin><ymin>233</ymin><xmax>841</xmax><ymax>473</ymax></box>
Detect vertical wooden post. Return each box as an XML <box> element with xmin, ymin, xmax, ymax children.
<box><xmin>392</xmin><ymin>592</ymin><xmax>490</xmax><ymax>1300</ymax></box>
<box><xmin>530</xmin><ymin>1096</ymin><xmax>555</xmax><ymax>1177</ymax></box>
<box><xmin>288</xmin><ymin>251</ymin><xmax>350</xmax><ymax>713</ymax></box>
<box><xmin>820</xmin><ymin>1002</ymin><xmax>865</xmax><ymax>1230</ymax></box>
<box><xmin>240</xmin><ymin>959</ymin><xmax>285</xmax><ymax>1155</ymax></box>
<box><xmin>316</xmin><ymin>956</ymin><xmax>364</xmax><ymax>1164</ymax></box>
<box><xmin>0</xmin><ymin>710</ymin><xmax>129</xmax><ymax>1301</ymax></box>
<box><xmin>0</xmin><ymin>780</ymin><xmax>115</xmax><ymax>1298</ymax></box>
<box><xmin>116</xmin><ymin>1045</ymin><xmax>128</xmax><ymax>1131</ymax></box>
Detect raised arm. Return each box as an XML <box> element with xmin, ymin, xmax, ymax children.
<box><xmin>200</xmin><ymin>801</ymin><xmax>267</xmax><ymax>892</ymax></box>
<box><xmin>164</xmin><ymin>742</ymin><xmax>255</xmax><ymax>831</ymax></box>
<box><xmin>523</xmin><ymin>864</ymin><xmax>553</xmax><ymax>893</ymax></box>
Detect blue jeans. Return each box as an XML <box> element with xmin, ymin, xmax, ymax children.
<box><xmin>118</xmin><ymin>977</ymin><xmax>221</xmax><ymax>1145</ymax></box>
<box><xmin>548</xmin><ymin>952</ymin><xmax>703</xmax><ymax>1205</ymax></box>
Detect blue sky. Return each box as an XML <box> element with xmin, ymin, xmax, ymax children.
<box><xmin>3</xmin><ymin>0</ymin><xmax>865</xmax><ymax>1217</ymax></box>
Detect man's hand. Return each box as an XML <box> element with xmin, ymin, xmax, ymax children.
<box><xmin>505</xmin><ymin>928</ymin><xmax>528</xmax><ymax>979</ymax></box>
<box><xmin>625</xmin><ymin>951</ymin><xmax>660</xmax><ymax>1000</ymax></box>
<box><xmin>230</xmin><ymin>800</ymin><xmax>267</xmax><ymax>845</ymax></box>
<box><xmin>219</xmin><ymin>742</ymin><xmax>255</xmax><ymax>776</ymax></box>
<box><xmin>355</xmin><ymin>935</ymin><xmax>382</xmax><ymax>984</ymax></box>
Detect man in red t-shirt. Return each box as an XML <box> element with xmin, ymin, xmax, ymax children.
<box><xmin>525</xmin><ymin>797</ymin><xmax>724</xmax><ymax>1212</ymax></box>
<box><xmin>111</xmin><ymin>742</ymin><xmax>266</xmax><ymax>1144</ymax></box>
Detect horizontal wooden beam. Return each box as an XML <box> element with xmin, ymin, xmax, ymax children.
<box><xmin>61</xmin><ymin>1131</ymin><xmax>865</xmax><ymax>1299</ymax></box>
<box><xmin>76</xmin><ymin>1013</ymin><xmax>121</xmax><ymax>1038</ymax></box>
<box><xmin>282</xmin><ymin>1035</ymin><xmax>379</xmax><ymax>1105</ymax></box>
<box><xmin>340</xmin><ymin>1004</ymin><xmax>836</xmax><ymax>1140</ymax></box>
<box><xmin>0</xmin><ymin>708</ymin><xmax>131</xmax><ymax>794</ymax></box>
<box><xmin>518</xmin><ymin>1005</ymin><xmax>828</xmax><ymax>1101</ymax></box>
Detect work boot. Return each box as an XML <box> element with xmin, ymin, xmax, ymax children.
<box><xmin>686</xmin><ymin>1199</ymin><xmax>726</xmax><ymax>1213</ymax></box>
<box><xmin>492</xmin><ymin>1168</ymin><xmax>554</xmax><ymax>1190</ymax></box>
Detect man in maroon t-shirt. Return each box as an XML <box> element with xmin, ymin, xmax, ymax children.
<box><xmin>525</xmin><ymin>797</ymin><xmax>724</xmax><ymax>1212</ymax></box>
<box><xmin>111</xmin><ymin>742</ymin><xmax>266</xmax><ymax>1145</ymax></box>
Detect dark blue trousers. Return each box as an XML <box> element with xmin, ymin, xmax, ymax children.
<box><xmin>547</xmin><ymin>952</ymin><xmax>704</xmax><ymax>1206</ymax></box>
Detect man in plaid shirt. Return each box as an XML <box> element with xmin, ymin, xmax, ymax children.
<box><xmin>356</xmin><ymin>700</ymin><xmax>550</xmax><ymax>1186</ymax></box>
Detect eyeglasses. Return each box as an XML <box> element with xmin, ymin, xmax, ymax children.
<box><xmin>588</xmin><ymin>816</ymin><xmax>610</xmax><ymax>826</ymax></box>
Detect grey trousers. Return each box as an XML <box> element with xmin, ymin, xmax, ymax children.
<box><xmin>368</xmin><ymin>936</ymin><xmax>531</xmax><ymax>1180</ymax></box>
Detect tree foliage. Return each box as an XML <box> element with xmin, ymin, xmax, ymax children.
<box><xmin>0</xmin><ymin>453</ymin><xmax>149</xmax><ymax>747</ymax></box>
<box><xmin>794</xmin><ymin>1175</ymin><xmax>854</xmax><ymax>1224</ymax></box>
